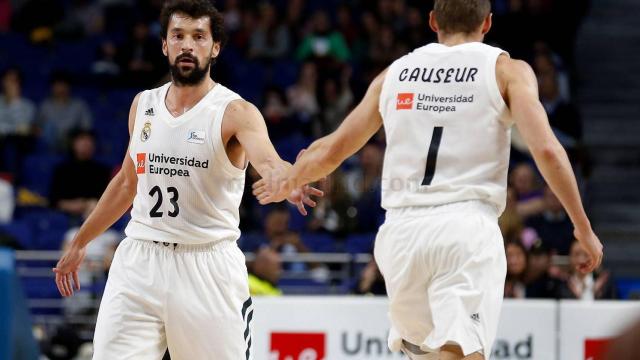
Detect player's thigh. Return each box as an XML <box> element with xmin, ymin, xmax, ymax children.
<box><xmin>165</xmin><ymin>244</ymin><xmax>252</xmax><ymax>360</ymax></box>
<box><xmin>93</xmin><ymin>240</ymin><xmax>167</xmax><ymax>360</ymax></box>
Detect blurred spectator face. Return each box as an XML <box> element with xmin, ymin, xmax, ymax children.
<box><xmin>299</xmin><ymin>62</ymin><xmax>317</xmax><ymax>87</ymax></box>
<box><xmin>337</xmin><ymin>6</ymin><xmax>352</xmax><ymax>27</ymax></box>
<box><xmin>506</xmin><ymin>242</ymin><xmax>527</xmax><ymax>277</ymax></box>
<box><xmin>264</xmin><ymin>208</ymin><xmax>290</xmax><ymax>238</ymax></box>
<box><xmin>2</xmin><ymin>70</ymin><xmax>21</xmax><ymax>98</ymax></box>
<box><xmin>543</xmin><ymin>186</ymin><xmax>563</xmax><ymax>213</ymax></box>
<box><xmin>259</xmin><ymin>3</ymin><xmax>276</xmax><ymax>27</ymax></box>
<box><xmin>72</xmin><ymin>133</ymin><xmax>95</xmax><ymax>161</ymax></box>
<box><xmin>52</xmin><ymin>79</ymin><xmax>71</xmax><ymax>100</ymax></box>
<box><xmin>407</xmin><ymin>7</ymin><xmax>423</xmax><ymax>28</ymax></box>
<box><xmin>323</xmin><ymin>79</ymin><xmax>338</xmax><ymax>102</ymax></box>
<box><xmin>528</xmin><ymin>249</ymin><xmax>551</xmax><ymax>278</ymax></box>
<box><xmin>312</xmin><ymin>11</ymin><xmax>331</xmax><ymax>34</ymax></box>
<box><xmin>133</xmin><ymin>22</ymin><xmax>149</xmax><ymax>42</ymax></box>
<box><xmin>569</xmin><ymin>241</ymin><xmax>590</xmax><ymax>273</ymax></box>
<box><xmin>362</xmin><ymin>12</ymin><xmax>378</xmax><ymax>35</ymax></box>
<box><xmin>263</xmin><ymin>89</ymin><xmax>289</xmax><ymax>121</ymax></box>
<box><xmin>379</xmin><ymin>26</ymin><xmax>395</xmax><ymax>49</ymax></box>
<box><xmin>509</xmin><ymin>0</ymin><xmax>524</xmax><ymax>12</ymax></box>
<box><xmin>538</xmin><ymin>71</ymin><xmax>559</xmax><ymax>102</ymax></box>
<box><xmin>360</xmin><ymin>144</ymin><xmax>383</xmax><ymax>171</ymax></box>
<box><xmin>253</xmin><ymin>247</ymin><xmax>282</xmax><ymax>284</ymax></box>
<box><xmin>163</xmin><ymin>13</ymin><xmax>218</xmax><ymax>86</ymax></box>
<box><xmin>511</xmin><ymin>163</ymin><xmax>537</xmax><ymax>197</ymax></box>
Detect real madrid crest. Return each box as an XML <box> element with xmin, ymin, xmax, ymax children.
<box><xmin>141</xmin><ymin>121</ymin><xmax>152</xmax><ymax>142</ymax></box>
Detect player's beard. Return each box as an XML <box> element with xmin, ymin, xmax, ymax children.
<box><xmin>169</xmin><ymin>52</ymin><xmax>212</xmax><ymax>87</ymax></box>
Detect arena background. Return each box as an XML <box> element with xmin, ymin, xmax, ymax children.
<box><xmin>0</xmin><ymin>0</ymin><xmax>639</xmax><ymax>359</ymax></box>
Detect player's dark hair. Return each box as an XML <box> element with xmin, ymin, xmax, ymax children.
<box><xmin>160</xmin><ymin>0</ymin><xmax>227</xmax><ymax>46</ymax></box>
<box><xmin>433</xmin><ymin>0</ymin><xmax>491</xmax><ymax>34</ymax></box>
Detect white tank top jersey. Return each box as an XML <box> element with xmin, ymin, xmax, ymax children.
<box><xmin>379</xmin><ymin>42</ymin><xmax>512</xmax><ymax>214</ymax></box>
<box><xmin>125</xmin><ymin>82</ymin><xmax>246</xmax><ymax>244</ymax></box>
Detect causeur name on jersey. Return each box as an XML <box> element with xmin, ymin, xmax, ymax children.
<box><xmin>398</xmin><ymin>67</ymin><xmax>478</xmax><ymax>83</ymax></box>
<box><xmin>147</xmin><ymin>153</ymin><xmax>209</xmax><ymax>178</ymax></box>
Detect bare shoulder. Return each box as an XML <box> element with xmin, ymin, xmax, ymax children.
<box><xmin>224</xmin><ymin>99</ymin><xmax>261</xmax><ymax>123</ymax></box>
<box><xmin>497</xmin><ymin>56</ymin><xmax>536</xmax><ymax>83</ymax></box>
<box><xmin>369</xmin><ymin>68</ymin><xmax>389</xmax><ymax>93</ymax></box>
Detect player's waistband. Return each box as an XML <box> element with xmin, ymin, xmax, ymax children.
<box><xmin>385</xmin><ymin>200</ymin><xmax>498</xmax><ymax>219</ymax></box>
<box><xmin>126</xmin><ymin>237</ymin><xmax>237</xmax><ymax>253</ymax></box>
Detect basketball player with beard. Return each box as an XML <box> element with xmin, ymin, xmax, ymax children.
<box><xmin>52</xmin><ymin>1</ymin><xmax>321</xmax><ymax>359</ymax></box>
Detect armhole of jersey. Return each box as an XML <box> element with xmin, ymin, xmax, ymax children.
<box><xmin>378</xmin><ymin>66</ymin><xmax>392</xmax><ymax>120</ymax></box>
<box><xmin>128</xmin><ymin>90</ymin><xmax>148</xmax><ymax>162</ymax></box>
<box><xmin>212</xmin><ymin>96</ymin><xmax>246</xmax><ymax>178</ymax></box>
<box><xmin>486</xmin><ymin>50</ymin><xmax>512</xmax><ymax>127</ymax></box>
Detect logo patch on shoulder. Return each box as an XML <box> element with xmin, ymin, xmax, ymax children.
<box><xmin>141</xmin><ymin>121</ymin><xmax>152</xmax><ymax>142</ymax></box>
<box><xmin>187</xmin><ymin>130</ymin><xmax>206</xmax><ymax>144</ymax></box>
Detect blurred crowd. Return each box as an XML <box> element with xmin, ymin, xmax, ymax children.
<box><xmin>0</xmin><ymin>0</ymin><xmax>614</xmax><ymax>308</ymax></box>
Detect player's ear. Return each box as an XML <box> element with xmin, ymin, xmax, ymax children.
<box><xmin>211</xmin><ymin>42</ymin><xmax>220</xmax><ymax>59</ymax></box>
<box><xmin>481</xmin><ymin>13</ymin><xmax>492</xmax><ymax>35</ymax></box>
<box><xmin>428</xmin><ymin>10</ymin><xmax>439</xmax><ymax>34</ymax></box>
<box><xmin>162</xmin><ymin>38</ymin><xmax>168</xmax><ymax>57</ymax></box>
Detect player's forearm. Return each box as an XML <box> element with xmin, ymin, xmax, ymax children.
<box><xmin>287</xmin><ymin>136</ymin><xmax>342</xmax><ymax>189</ymax></box>
<box><xmin>529</xmin><ymin>140</ymin><xmax>591</xmax><ymax>233</ymax></box>
<box><xmin>70</xmin><ymin>173</ymin><xmax>136</xmax><ymax>249</ymax></box>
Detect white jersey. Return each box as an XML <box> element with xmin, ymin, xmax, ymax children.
<box><xmin>125</xmin><ymin>82</ymin><xmax>245</xmax><ymax>244</ymax></box>
<box><xmin>379</xmin><ymin>42</ymin><xmax>512</xmax><ymax>214</ymax></box>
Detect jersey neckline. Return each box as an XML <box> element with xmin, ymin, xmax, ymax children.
<box><xmin>158</xmin><ymin>82</ymin><xmax>220</xmax><ymax>127</ymax></box>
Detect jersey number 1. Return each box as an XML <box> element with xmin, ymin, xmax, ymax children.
<box><xmin>149</xmin><ymin>186</ymin><xmax>180</xmax><ymax>218</ymax></box>
<box><xmin>422</xmin><ymin>127</ymin><xmax>443</xmax><ymax>186</ymax></box>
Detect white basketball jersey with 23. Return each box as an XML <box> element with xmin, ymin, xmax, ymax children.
<box><xmin>125</xmin><ymin>82</ymin><xmax>246</xmax><ymax>244</ymax></box>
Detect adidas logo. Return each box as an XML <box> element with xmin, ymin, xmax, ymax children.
<box><xmin>471</xmin><ymin>313</ymin><xmax>480</xmax><ymax>322</ymax></box>
<box><xmin>145</xmin><ymin>108</ymin><xmax>155</xmax><ymax>116</ymax></box>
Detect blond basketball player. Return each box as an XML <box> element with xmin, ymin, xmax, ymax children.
<box><xmin>52</xmin><ymin>1</ymin><xmax>321</xmax><ymax>359</ymax></box>
<box><xmin>254</xmin><ymin>1</ymin><xmax>603</xmax><ymax>359</ymax></box>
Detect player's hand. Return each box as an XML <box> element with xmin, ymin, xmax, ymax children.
<box><xmin>573</xmin><ymin>228</ymin><xmax>603</xmax><ymax>274</ymax></box>
<box><xmin>53</xmin><ymin>244</ymin><xmax>86</xmax><ymax>297</ymax></box>
<box><xmin>286</xmin><ymin>184</ymin><xmax>324</xmax><ymax>216</ymax></box>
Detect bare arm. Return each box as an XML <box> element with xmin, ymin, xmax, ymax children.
<box><xmin>255</xmin><ymin>70</ymin><xmax>385</xmax><ymax>203</ymax></box>
<box><xmin>500</xmin><ymin>56</ymin><xmax>602</xmax><ymax>271</ymax></box>
<box><xmin>54</xmin><ymin>93</ymin><xmax>141</xmax><ymax>296</ymax></box>
<box><xmin>224</xmin><ymin>100</ymin><xmax>322</xmax><ymax>214</ymax></box>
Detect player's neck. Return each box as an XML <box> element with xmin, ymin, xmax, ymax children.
<box><xmin>437</xmin><ymin>32</ymin><xmax>484</xmax><ymax>47</ymax></box>
<box><xmin>167</xmin><ymin>78</ymin><xmax>216</xmax><ymax>113</ymax></box>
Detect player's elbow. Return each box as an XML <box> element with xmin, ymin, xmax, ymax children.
<box><xmin>533</xmin><ymin>142</ymin><xmax>565</xmax><ymax>164</ymax></box>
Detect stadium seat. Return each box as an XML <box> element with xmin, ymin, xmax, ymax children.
<box><xmin>301</xmin><ymin>232</ymin><xmax>336</xmax><ymax>253</ymax></box>
<box><xmin>0</xmin><ymin>221</ymin><xmax>33</xmax><ymax>249</ymax></box>
<box><xmin>344</xmin><ymin>233</ymin><xmax>376</xmax><ymax>254</ymax></box>
<box><xmin>19</xmin><ymin>154</ymin><xmax>63</xmax><ymax>197</ymax></box>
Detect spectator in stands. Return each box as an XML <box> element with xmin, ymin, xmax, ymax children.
<box><xmin>222</xmin><ymin>0</ymin><xmax>242</xmax><ymax>33</ymax></box>
<box><xmin>0</xmin><ymin>0</ymin><xmax>10</xmax><ymax>32</ymax></box>
<box><xmin>525</xmin><ymin>185</ymin><xmax>574</xmax><ymax>255</ymax></box>
<box><xmin>295</xmin><ymin>10</ymin><xmax>350</xmax><ymax>70</ymax></box>
<box><xmin>307</xmin><ymin>170</ymin><xmax>356</xmax><ymax>238</ymax></box>
<box><xmin>262</xmin><ymin>86</ymin><xmax>294</xmax><ymax>141</ymax></box>
<box><xmin>0</xmin><ymin>176</ymin><xmax>14</xmax><ymax>224</ymax></box>
<box><xmin>248</xmin><ymin>246</ymin><xmax>283</xmax><ymax>296</ymax></box>
<box><xmin>537</xmin><ymin>55</ymin><xmax>582</xmax><ymax>148</ymax></box>
<box><xmin>336</xmin><ymin>5</ymin><xmax>359</xmax><ymax>48</ymax></box>
<box><xmin>558</xmin><ymin>240</ymin><xmax>617</xmax><ymax>300</ymax></box>
<box><xmin>62</xmin><ymin>215</ymin><xmax>120</xmax><ymax>316</ymax></box>
<box><xmin>0</xmin><ymin>67</ymin><xmax>37</xmax><ymax>174</ymax></box>
<box><xmin>240</xmin><ymin>204</ymin><xmax>308</xmax><ymax>254</ymax></box>
<box><xmin>248</xmin><ymin>2</ymin><xmax>290</xmax><ymax>60</ymax></box>
<box><xmin>57</xmin><ymin>0</ymin><xmax>105</xmax><ymax>39</ymax></box>
<box><xmin>504</xmin><ymin>241</ymin><xmax>528</xmax><ymax>299</ymax></box>
<box><xmin>117</xmin><ymin>20</ymin><xmax>165</xmax><ymax>88</ymax></box>
<box><xmin>355</xmin><ymin>258</ymin><xmax>386</xmax><ymax>296</ymax></box>
<box><xmin>524</xmin><ymin>241</ymin><xmax>562</xmax><ymax>299</ymax></box>
<box><xmin>38</xmin><ymin>72</ymin><xmax>93</xmax><ymax>151</ymax></box>
<box><xmin>11</xmin><ymin>0</ymin><xmax>64</xmax><ymax>43</ymax></box>
<box><xmin>49</xmin><ymin>130</ymin><xmax>110</xmax><ymax>218</ymax></box>
<box><xmin>0</xmin><ymin>67</ymin><xmax>36</xmax><ymax>137</ymax></box>
<box><xmin>345</xmin><ymin>143</ymin><xmax>385</xmax><ymax>232</ymax></box>
<box><xmin>91</xmin><ymin>41</ymin><xmax>121</xmax><ymax>84</ymax></box>
<box><xmin>509</xmin><ymin>162</ymin><xmax>545</xmax><ymax>219</ymax></box>
<box><xmin>287</xmin><ymin>62</ymin><xmax>320</xmax><ymax>132</ymax></box>
<box><xmin>318</xmin><ymin>69</ymin><xmax>354</xmax><ymax>135</ymax></box>
<box><xmin>499</xmin><ymin>187</ymin><xmax>524</xmax><ymax>243</ymax></box>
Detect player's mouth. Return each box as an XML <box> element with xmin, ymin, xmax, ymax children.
<box><xmin>177</xmin><ymin>57</ymin><xmax>196</xmax><ymax>66</ymax></box>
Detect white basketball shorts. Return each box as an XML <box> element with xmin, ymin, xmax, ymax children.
<box><xmin>374</xmin><ymin>201</ymin><xmax>507</xmax><ymax>358</ymax></box>
<box><xmin>93</xmin><ymin>237</ymin><xmax>253</xmax><ymax>360</ymax></box>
